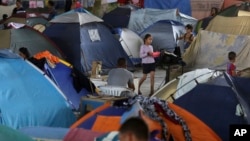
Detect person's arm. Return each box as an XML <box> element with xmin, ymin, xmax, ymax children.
<box><xmin>188</xmin><ymin>34</ymin><xmax>194</xmax><ymax>43</ymax></box>
<box><xmin>128</xmin><ymin>73</ymin><xmax>135</xmax><ymax>91</ymax></box>
<box><xmin>128</xmin><ymin>82</ymin><xmax>135</xmax><ymax>91</ymax></box>
<box><xmin>140</xmin><ymin>45</ymin><xmax>148</xmax><ymax>58</ymax></box>
<box><xmin>177</xmin><ymin>34</ymin><xmax>184</xmax><ymax>40</ymax></box>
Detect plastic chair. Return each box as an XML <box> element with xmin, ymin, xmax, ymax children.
<box><xmin>98</xmin><ymin>85</ymin><xmax>134</xmax><ymax>97</ymax></box>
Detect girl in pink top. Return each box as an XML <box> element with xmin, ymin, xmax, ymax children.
<box><xmin>138</xmin><ymin>34</ymin><xmax>155</xmax><ymax>96</ymax></box>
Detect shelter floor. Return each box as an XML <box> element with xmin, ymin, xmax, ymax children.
<box><xmin>133</xmin><ymin>65</ymin><xmax>183</xmax><ymax>96</ymax></box>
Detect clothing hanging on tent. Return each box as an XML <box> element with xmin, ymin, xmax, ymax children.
<box><xmin>125</xmin><ymin>95</ymin><xmax>192</xmax><ymax>141</ymax></box>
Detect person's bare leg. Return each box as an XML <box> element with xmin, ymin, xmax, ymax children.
<box><xmin>149</xmin><ymin>71</ymin><xmax>155</xmax><ymax>96</ymax></box>
<box><xmin>138</xmin><ymin>74</ymin><xmax>147</xmax><ymax>94</ymax></box>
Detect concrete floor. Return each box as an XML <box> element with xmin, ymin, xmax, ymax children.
<box><xmin>91</xmin><ymin>65</ymin><xmax>184</xmax><ymax>97</ymax></box>
<box><xmin>133</xmin><ymin>65</ymin><xmax>183</xmax><ymax>96</ymax></box>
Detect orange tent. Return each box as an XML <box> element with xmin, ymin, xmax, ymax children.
<box><xmin>71</xmin><ymin>102</ymin><xmax>221</xmax><ymax>141</ymax></box>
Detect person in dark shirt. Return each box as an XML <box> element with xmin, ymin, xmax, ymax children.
<box><xmin>64</xmin><ymin>0</ymin><xmax>72</xmax><ymax>12</ymax></box>
<box><xmin>12</xmin><ymin>0</ymin><xmax>25</xmax><ymax>15</ymax></box>
<box><xmin>47</xmin><ymin>0</ymin><xmax>57</xmax><ymax>20</ymax></box>
<box><xmin>19</xmin><ymin>47</ymin><xmax>46</xmax><ymax>71</ymax></box>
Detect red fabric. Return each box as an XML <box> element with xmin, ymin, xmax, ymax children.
<box><xmin>227</xmin><ymin>63</ymin><xmax>236</xmax><ymax>76</ymax></box>
<box><xmin>117</xmin><ymin>0</ymin><xmax>144</xmax><ymax>7</ymax></box>
<box><xmin>117</xmin><ymin>0</ymin><xmax>129</xmax><ymax>4</ymax></box>
<box><xmin>63</xmin><ymin>128</ymin><xmax>104</xmax><ymax>141</ymax></box>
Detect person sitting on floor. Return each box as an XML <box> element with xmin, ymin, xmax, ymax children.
<box><xmin>107</xmin><ymin>57</ymin><xmax>135</xmax><ymax>91</ymax></box>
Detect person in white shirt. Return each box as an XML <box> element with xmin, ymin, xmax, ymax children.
<box><xmin>107</xmin><ymin>57</ymin><xmax>135</xmax><ymax>91</ymax></box>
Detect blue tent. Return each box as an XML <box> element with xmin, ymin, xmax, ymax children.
<box><xmin>102</xmin><ymin>7</ymin><xmax>132</xmax><ymax>28</ymax></box>
<box><xmin>44</xmin><ymin>62</ymin><xmax>94</xmax><ymax>110</ymax></box>
<box><xmin>44</xmin><ymin>12</ymin><xmax>134</xmax><ymax>72</ymax></box>
<box><xmin>0</xmin><ymin>50</ymin><xmax>76</xmax><ymax>129</ymax></box>
<box><xmin>174</xmin><ymin>74</ymin><xmax>249</xmax><ymax>141</ymax></box>
<box><xmin>140</xmin><ymin>20</ymin><xmax>184</xmax><ymax>52</ymax></box>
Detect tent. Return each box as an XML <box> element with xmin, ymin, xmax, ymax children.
<box><xmin>0</xmin><ymin>125</ymin><xmax>34</xmax><ymax>141</ymax></box>
<box><xmin>140</xmin><ymin>20</ymin><xmax>185</xmax><ymax>52</ymax></box>
<box><xmin>194</xmin><ymin>2</ymin><xmax>250</xmax><ymax>33</ymax></box>
<box><xmin>44</xmin><ymin>11</ymin><xmax>134</xmax><ymax>72</ymax></box>
<box><xmin>183</xmin><ymin>30</ymin><xmax>250</xmax><ymax>70</ymax></box>
<box><xmin>19</xmin><ymin>126</ymin><xmax>104</xmax><ymax>141</ymax></box>
<box><xmin>0</xmin><ymin>13</ymin><xmax>49</xmax><ymax>32</ymax></box>
<box><xmin>128</xmin><ymin>8</ymin><xmax>197</xmax><ymax>34</ymax></box>
<box><xmin>44</xmin><ymin>62</ymin><xmax>95</xmax><ymax>110</ymax></box>
<box><xmin>173</xmin><ymin>73</ymin><xmax>250</xmax><ymax>141</ymax></box>
<box><xmin>206</xmin><ymin>15</ymin><xmax>250</xmax><ymax>35</ymax></box>
<box><xmin>153</xmin><ymin>68</ymin><xmax>222</xmax><ymax>101</ymax></box>
<box><xmin>117</xmin><ymin>28</ymin><xmax>143</xmax><ymax>65</ymax></box>
<box><xmin>0</xmin><ymin>5</ymin><xmax>15</xmax><ymax>18</ymax></box>
<box><xmin>0</xmin><ymin>26</ymin><xmax>63</xmax><ymax>58</ymax></box>
<box><xmin>0</xmin><ymin>50</ymin><xmax>76</xmax><ymax>129</ymax></box>
<box><xmin>102</xmin><ymin>7</ymin><xmax>132</xmax><ymax>28</ymax></box>
<box><xmin>71</xmin><ymin>101</ymin><xmax>221</xmax><ymax>141</ymax></box>
<box><xmin>220</xmin><ymin>2</ymin><xmax>250</xmax><ymax>17</ymax></box>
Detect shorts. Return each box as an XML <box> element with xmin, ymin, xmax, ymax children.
<box><xmin>142</xmin><ymin>63</ymin><xmax>156</xmax><ymax>74</ymax></box>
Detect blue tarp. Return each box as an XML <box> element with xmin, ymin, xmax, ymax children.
<box><xmin>144</xmin><ymin>0</ymin><xmax>192</xmax><ymax>16</ymax></box>
<box><xmin>0</xmin><ymin>55</ymin><xmax>76</xmax><ymax>129</ymax></box>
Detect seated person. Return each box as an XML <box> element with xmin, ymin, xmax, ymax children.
<box><xmin>19</xmin><ymin>47</ymin><xmax>46</xmax><ymax>71</ymax></box>
<box><xmin>107</xmin><ymin>57</ymin><xmax>135</xmax><ymax>91</ymax></box>
<box><xmin>119</xmin><ymin>117</ymin><xmax>149</xmax><ymax>141</ymax></box>
<box><xmin>12</xmin><ymin>0</ymin><xmax>25</xmax><ymax>15</ymax></box>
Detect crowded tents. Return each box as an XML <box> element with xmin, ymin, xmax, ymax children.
<box><xmin>1</xmin><ymin>0</ymin><xmax>250</xmax><ymax>141</ymax></box>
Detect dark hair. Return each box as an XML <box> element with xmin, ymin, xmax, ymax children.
<box><xmin>19</xmin><ymin>47</ymin><xmax>30</xmax><ymax>58</ymax></box>
<box><xmin>228</xmin><ymin>51</ymin><xmax>236</xmax><ymax>60</ymax></box>
<box><xmin>211</xmin><ymin>7</ymin><xmax>219</xmax><ymax>16</ymax></box>
<box><xmin>2</xmin><ymin>14</ymin><xmax>8</xmax><ymax>20</ymax></box>
<box><xmin>16</xmin><ymin>0</ymin><xmax>22</xmax><ymax>3</ymax></box>
<box><xmin>143</xmin><ymin>34</ymin><xmax>151</xmax><ymax>44</ymax></box>
<box><xmin>185</xmin><ymin>24</ymin><xmax>193</xmax><ymax>30</ymax></box>
<box><xmin>119</xmin><ymin>117</ymin><xmax>149</xmax><ymax>141</ymax></box>
<box><xmin>117</xmin><ymin>57</ymin><xmax>126</xmax><ymax>67</ymax></box>
<box><xmin>48</xmin><ymin>0</ymin><xmax>55</xmax><ymax>6</ymax></box>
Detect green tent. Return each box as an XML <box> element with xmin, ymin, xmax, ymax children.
<box><xmin>0</xmin><ymin>125</ymin><xmax>34</xmax><ymax>141</ymax></box>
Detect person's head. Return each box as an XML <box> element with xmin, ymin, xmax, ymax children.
<box><xmin>48</xmin><ymin>0</ymin><xmax>55</xmax><ymax>8</ymax></box>
<box><xmin>16</xmin><ymin>0</ymin><xmax>22</xmax><ymax>8</ymax></box>
<box><xmin>210</xmin><ymin>7</ymin><xmax>219</xmax><ymax>16</ymax></box>
<box><xmin>185</xmin><ymin>24</ymin><xmax>193</xmax><ymax>33</ymax></box>
<box><xmin>117</xmin><ymin>57</ymin><xmax>127</xmax><ymax>68</ymax></box>
<box><xmin>2</xmin><ymin>14</ymin><xmax>8</xmax><ymax>20</ymax></box>
<box><xmin>19</xmin><ymin>47</ymin><xmax>30</xmax><ymax>59</ymax></box>
<box><xmin>228</xmin><ymin>51</ymin><xmax>236</xmax><ymax>62</ymax></box>
<box><xmin>119</xmin><ymin>117</ymin><xmax>149</xmax><ymax>141</ymax></box>
<box><xmin>143</xmin><ymin>34</ymin><xmax>152</xmax><ymax>45</ymax></box>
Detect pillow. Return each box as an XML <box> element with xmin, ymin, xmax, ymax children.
<box><xmin>91</xmin><ymin>115</ymin><xmax>121</xmax><ymax>133</ymax></box>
